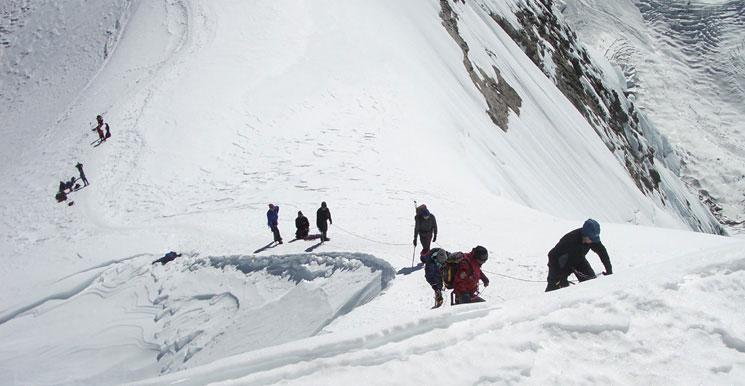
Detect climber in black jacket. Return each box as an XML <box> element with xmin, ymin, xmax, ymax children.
<box><xmin>545</xmin><ymin>219</ymin><xmax>612</xmax><ymax>292</ymax></box>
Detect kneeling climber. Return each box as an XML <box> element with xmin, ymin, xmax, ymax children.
<box><xmin>421</xmin><ymin>245</ymin><xmax>490</xmax><ymax>307</ymax></box>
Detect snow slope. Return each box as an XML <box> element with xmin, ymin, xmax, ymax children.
<box><xmin>0</xmin><ymin>0</ymin><xmax>743</xmax><ymax>384</ymax></box>
<box><xmin>559</xmin><ymin>0</ymin><xmax>745</xmax><ymax>229</ymax></box>
<box><xmin>0</xmin><ymin>252</ymin><xmax>393</xmax><ymax>384</ymax></box>
<box><xmin>137</xmin><ymin>235</ymin><xmax>745</xmax><ymax>386</ymax></box>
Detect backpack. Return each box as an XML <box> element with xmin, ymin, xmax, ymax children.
<box><xmin>440</xmin><ymin>252</ymin><xmax>464</xmax><ymax>289</ymax></box>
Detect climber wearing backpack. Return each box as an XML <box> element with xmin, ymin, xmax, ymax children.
<box><xmin>451</xmin><ymin>246</ymin><xmax>490</xmax><ymax>304</ymax></box>
<box><xmin>422</xmin><ymin>246</ymin><xmax>490</xmax><ymax>307</ymax></box>
<box><xmin>413</xmin><ymin>204</ymin><xmax>438</xmax><ymax>254</ymax></box>
<box><xmin>421</xmin><ymin>248</ymin><xmax>448</xmax><ymax>308</ymax></box>
<box><xmin>545</xmin><ymin>219</ymin><xmax>612</xmax><ymax>292</ymax></box>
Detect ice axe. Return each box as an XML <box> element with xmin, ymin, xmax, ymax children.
<box><xmin>411</xmin><ymin>200</ymin><xmax>417</xmax><ymax>267</ymax></box>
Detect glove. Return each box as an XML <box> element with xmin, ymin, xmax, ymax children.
<box><xmin>483</xmin><ymin>277</ymin><xmax>490</xmax><ymax>287</ymax></box>
<box><xmin>413</xmin><ymin>239</ymin><xmax>417</xmax><ymax>247</ymax></box>
<box><xmin>433</xmin><ymin>235</ymin><xmax>437</xmax><ymax>243</ymax></box>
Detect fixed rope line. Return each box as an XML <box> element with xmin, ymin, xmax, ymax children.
<box><xmin>481</xmin><ymin>269</ymin><xmax>545</xmax><ymax>283</ymax></box>
<box><xmin>333</xmin><ymin>224</ymin><xmax>411</xmax><ymax>247</ymax></box>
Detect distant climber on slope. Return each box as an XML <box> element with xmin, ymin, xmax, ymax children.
<box><xmin>316</xmin><ymin>201</ymin><xmax>332</xmax><ymax>242</ymax></box>
<box><xmin>413</xmin><ymin>204</ymin><xmax>437</xmax><ymax>254</ymax></box>
<box><xmin>65</xmin><ymin>177</ymin><xmax>77</xmax><ymax>192</ymax></box>
<box><xmin>56</xmin><ymin>181</ymin><xmax>68</xmax><ymax>202</ymax></box>
<box><xmin>545</xmin><ymin>219</ymin><xmax>613</xmax><ymax>292</ymax></box>
<box><xmin>267</xmin><ymin>204</ymin><xmax>283</xmax><ymax>244</ymax></box>
<box><xmin>295</xmin><ymin>211</ymin><xmax>310</xmax><ymax>240</ymax></box>
<box><xmin>152</xmin><ymin>251</ymin><xmax>182</xmax><ymax>265</ymax></box>
<box><xmin>92</xmin><ymin>115</ymin><xmax>109</xmax><ymax>143</ymax></box>
<box><xmin>75</xmin><ymin>162</ymin><xmax>89</xmax><ymax>187</ymax></box>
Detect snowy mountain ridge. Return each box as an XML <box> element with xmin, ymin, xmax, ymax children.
<box><xmin>1</xmin><ymin>0</ymin><xmax>744</xmax><ymax>384</ymax></box>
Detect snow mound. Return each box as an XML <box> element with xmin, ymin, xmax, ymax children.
<box><xmin>0</xmin><ymin>252</ymin><xmax>393</xmax><ymax>385</ymax></box>
<box><xmin>138</xmin><ymin>247</ymin><xmax>745</xmax><ymax>385</ymax></box>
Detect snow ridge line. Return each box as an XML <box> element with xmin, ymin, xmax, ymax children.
<box><xmin>0</xmin><ymin>272</ymin><xmax>102</xmax><ymax>326</ymax></box>
<box><xmin>54</xmin><ymin>252</ymin><xmax>151</xmax><ymax>282</ymax></box>
<box><xmin>0</xmin><ymin>253</ymin><xmax>153</xmax><ymax>326</ymax></box>
<box><xmin>205</xmin><ymin>252</ymin><xmax>396</xmax><ymax>289</ymax></box>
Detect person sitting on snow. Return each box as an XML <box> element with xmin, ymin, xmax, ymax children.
<box><xmin>545</xmin><ymin>218</ymin><xmax>612</xmax><ymax>292</ymax></box>
<box><xmin>295</xmin><ymin>211</ymin><xmax>310</xmax><ymax>240</ymax></box>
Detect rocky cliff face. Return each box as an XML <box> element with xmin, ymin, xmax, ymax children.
<box><xmin>445</xmin><ymin>0</ymin><xmax>723</xmax><ymax>234</ymax></box>
<box><xmin>559</xmin><ymin>0</ymin><xmax>745</xmax><ymax>232</ymax></box>
<box><xmin>440</xmin><ymin>0</ymin><xmax>523</xmax><ymax>132</ymax></box>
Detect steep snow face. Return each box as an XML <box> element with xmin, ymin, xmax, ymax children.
<box><xmin>0</xmin><ymin>0</ymin><xmax>711</xmax><ymax>302</ymax></box>
<box><xmin>559</xmin><ymin>0</ymin><xmax>745</xmax><ymax>230</ymax></box>
<box><xmin>0</xmin><ymin>0</ymin><xmax>708</xmax><ymax>273</ymax></box>
<box><xmin>479</xmin><ymin>0</ymin><xmax>722</xmax><ymax>234</ymax></box>
<box><xmin>0</xmin><ymin>0</ymin><xmax>132</xmax><ymax>162</ymax></box>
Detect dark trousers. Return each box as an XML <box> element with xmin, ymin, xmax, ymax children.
<box><xmin>80</xmin><ymin>174</ymin><xmax>89</xmax><ymax>186</ymax></box>
<box><xmin>417</xmin><ymin>231</ymin><xmax>433</xmax><ymax>252</ymax></box>
<box><xmin>319</xmin><ymin>224</ymin><xmax>329</xmax><ymax>241</ymax></box>
<box><xmin>545</xmin><ymin>254</ymin><xmax>596</xmax><ymax>292</ymax></box>
<box><xmin>270</xmin><ymin>224</ymin><xmax>282</xmax><ymax>242</ymax></box>
<box><xmin>296</xmin><ymin>228</ymin><xmax>309</xmax><ymax>239</ymax></box>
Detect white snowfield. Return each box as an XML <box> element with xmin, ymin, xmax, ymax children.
<box><xmin>1</xmin><ymin>0</ymin><xmax>744</xmax><ymax>385</ymax></box>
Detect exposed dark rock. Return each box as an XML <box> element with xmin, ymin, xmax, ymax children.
<box><xmin>488</xmin><ymin>0</ymin><xmax>724</xmax><ymax>234</ymax></box>
<box><xmin>440</xmin><ymin>0</ymin><xmax>522</xmax><ymax>132</ymax></box>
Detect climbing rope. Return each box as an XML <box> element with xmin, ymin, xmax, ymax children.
<box><xmin>481</xmin><ymin>269</ymin><xmax>545</xmax><ymax>283</ymax></box>
<box><xmin>333</xmin><ymin>224</ymin><xmax>411</xmax><ymax>247</ymax></box>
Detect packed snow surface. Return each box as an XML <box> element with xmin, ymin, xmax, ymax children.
<box><xmin>1</xmin><ymin>0</ymin><xmax>744</xmax><ymax>385</ymax></box>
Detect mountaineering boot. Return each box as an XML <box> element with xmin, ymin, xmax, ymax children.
<box><xmin>432</xmin><ymin>290</ymin><xmax>444</xmax><ymax>309</ymax></box>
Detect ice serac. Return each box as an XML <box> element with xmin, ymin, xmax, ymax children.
<box><xmin>559</xmin><ymin>0</ymin><xmax>745</xmax><ymax>232</ymax></box>
<box><xmin>465</xmin><ymin>0</ymin><xmax>723</xmax><ymax>234</ymax></box>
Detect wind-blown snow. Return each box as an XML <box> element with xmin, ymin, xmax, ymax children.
<box><xmin>0</xmin><ymin>252</ymin><xmax>392</xmax><ymax>384</ymax></box>
<box><xmin>0</xmin><ymin>0</ymin><xmax>743</xmax><ymax>385</ymax></box>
